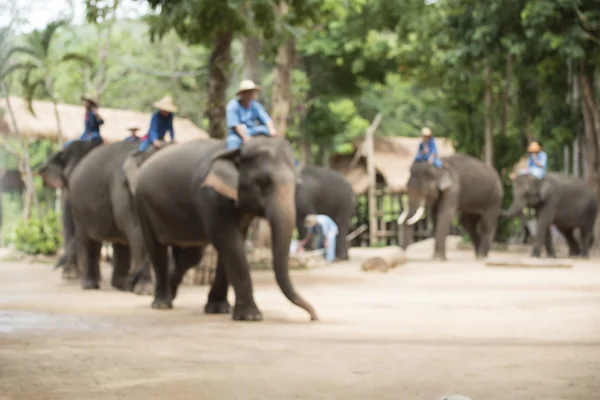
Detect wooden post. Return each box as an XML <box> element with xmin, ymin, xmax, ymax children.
<box><xmin>366</xmin><ymin>113</ymin><xmax>383</xmax><ymax>246</ymax></box>
<box><xmin>573</xmin><ymin>137</ymin><xmax>580</xmax><ymax>177</ymax></box>
<box><xmin>563</xmin><ymin>145</ymin><xmax>570</xmax><ymax>174</ymax></box>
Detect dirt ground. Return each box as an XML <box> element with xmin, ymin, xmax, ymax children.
<box><xmin>1</xmin><ymin>239</ymin><xmax>600</xmax><ymax>400</ymax></box>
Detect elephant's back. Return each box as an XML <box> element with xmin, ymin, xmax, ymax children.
<box><xmin>444</xmin><ymin>153</ymin><xmax>503</xmax><ymax>208</ymax></box>
<box><xmin>70</xmin><ymin>141</ymin><xmax>138</xmax><ymax>189</ymax></box>
<box><xmin>136</xmin><ymin>139</ymin><xmax>224</xmax><ymax>196</ymax></box>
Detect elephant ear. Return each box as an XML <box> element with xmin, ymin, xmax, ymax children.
<box><xmin>38</xmin><ymin>151</ymin><xmax>67</xmax><ymax>189</ymax></box>
<box><xmin>201</xmin><ymin>148</ymin><xmax>240</xmax><ymax>201</ymax></box>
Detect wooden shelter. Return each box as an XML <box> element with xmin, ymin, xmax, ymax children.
<box><xmin>331</xmin><ymin>135</ymin><xmax>456</xmax><ymax>247</ymax></box>
<box><xmin>0</xmin><ymin>97</ymin><xmax>209</xmax><ymax>143</ymax></box>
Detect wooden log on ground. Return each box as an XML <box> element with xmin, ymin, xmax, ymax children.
<box><xmin>484</xmin><ymin>257</ymin><xmax>573</xmax><ymax>269</ymax></box>
<box><xmin>361</xmin><ymin>246</ymin><xmax>407</xmax><ymax>273</ymax></box>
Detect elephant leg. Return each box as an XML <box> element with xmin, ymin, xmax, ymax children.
<box><xmin>557</xmin><ymin>227</ymin><xmax>579</xmax><ymax>257</ymax></box>
<box><xmin>432</xmin><ymin>199</ymin><xmax>456</xmax><ymax>261</ymax></box>
<box><xmin>579</xmin><ymin>226</ymin><xmax>593</xmax><ymax>259</ymax></box>
<box><xmin>205</xmin><ymin>255</ymin><xmax>231</xmax><ymax>314</ymax></box>
<box><xmin>210</xmin><ymin>219</ymin><xmax>261</xmax><ymax>321</ymax></box>
<box><xmin>169</xmin><ymin>246</ymin><xmax>203</xmax><ymax>301</ymax></box>
<box><xmin>123</xmin><ymin>222</ymin><xmax>154</xmax><ymax>296</ymax></box>
<box><xmin>335</xmin><ymin>221</ymin><xmax>350</xmax><ymax>260</ymax></box>
<box><xmin>544</xmin><ymin>227</ymin><xmax>556</xmax><ymax>258</ymax></box>
<box><xmin>111</xmin><ymin>244</ymin><xmax>131</xmax><ymax>291</ymax></box>
<box><xmin>477</xmin><ymin>212</ymin><xmax>497</xmax><ymax>259</ymax></box>
<box><xmin>78</xmin><ymin>234</ymin><xmax>102</xmax><ymax>290</ymax></box>
<box><xmin>458</xmin><ymin>213</ymin><xmax>480</xmax><ymax>257</ymax></box>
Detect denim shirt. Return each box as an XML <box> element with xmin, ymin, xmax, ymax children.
<box><xmin>528</xmin><ymin>151</ymin><xmax>548</xmax><ymax>179</ymax></box>
<box><xmin>82</xmin><ymin>109</ymin><xmax>103</xmax><ymax>137</ymax></box>
<box><xmin>147</xmin><ymin>112</ymin><xmax>174</xmax><ymax>143</ymax></box>
<box><xmin>315</xmin><ymin>215</ymin><xmax>339</xmax><ymax>238</ymax></box>
<box><xmin>226</xmin><ymin>99</ymin><xmax>271</xmax><ymax>136</ymax></box>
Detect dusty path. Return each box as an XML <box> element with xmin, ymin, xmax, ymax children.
<box><xmin>1</xmin><ymin>245</ymin><xmax>600</xmax><ymax>400</ymax></box>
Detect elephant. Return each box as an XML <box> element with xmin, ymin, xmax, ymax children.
<box><xmin>295</xmin><ymin>165</ymin><xmax>356</xmax><ymax>260</ymax></box>
<box><xmin>503</xmin><ymin>172</ymin><xmax>597</xmax><ymax>258</ymax></box>
<box><xmin>397</xmin><ymin>154</ymin><xmax>503</xmax><ymax>260</ymax></box>
<box><xmin>39</xmin><ymin>140</ymin><xmax>153</xmax><ymax>294</ymax></box>
<box><xmin>134</xmin><ymin>136</ymin><xmax>318</xmax><ymax>322</ymax></box>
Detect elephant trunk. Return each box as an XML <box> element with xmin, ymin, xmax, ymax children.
<box><xmin>503</xmin><ymin>198</ymin><xmax>526</xmax><ymax>218</ymax></box>
<box><xmin>266</xmin><ymin>183</ymin><xmax>318</xmax><ymax>321</ymax></box>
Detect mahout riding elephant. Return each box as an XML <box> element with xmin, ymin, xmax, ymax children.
<box><xmin>397</xmin><ymin>154</ymin><xmax>503</xmax><ymax>260</ymax></box>
<box><xmin>134</xmin><ymin>137</ymin><xmax>318</xmax><ymax>322</ymax></box>
<box><xmin>39</xmin><ymin>141</ymin><xmax>153</xmax><ymax>294</ymax></box>
<box><xmin>296</xmin><ymin>166</ymin><xmax>355</xmax><ymax>260</ymax></box>
<box><xmin>503</xmin><ymin>172</ymin><xmax>597</xmax><ymax>258</ymax></box>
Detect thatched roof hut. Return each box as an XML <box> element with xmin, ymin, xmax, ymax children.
<box><xmin>330</xmin><ymin>135</ymin><xmax>455</xmax><ymax>194</ymax></box>
<box><xmin>0</xmin><ymin>97</ymin><xmax>209</xmax><ymax>143</ymax></box>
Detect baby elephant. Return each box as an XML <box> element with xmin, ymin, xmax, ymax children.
<box><xmin>503</xmin><ymin>172</ymin><xmax>597</xmax><ymax>258</ymax></box>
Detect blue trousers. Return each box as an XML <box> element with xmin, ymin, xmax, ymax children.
<box><xmin>226</xmin><ymin>127</ymin><xmax>300</xmax><ymax>167</ymax></box>
<box><xmin>79</xmin><ymin>131</ymin><xmax>103</xmax><ymax>143</ymax></box>
<box><xmin>324</xmin><ymin>234</ymin><xmax>337</xmax><ymax>262</ymax></box>
<box><xmin>414</xmin><ymin>156</ymin><xmax>443</xmax><ymax>168</ymax></box>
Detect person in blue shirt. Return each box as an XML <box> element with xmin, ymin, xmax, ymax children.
<box><xmin>138</xmin><ymin>96</ymin><xmax>177</xmax><ymax>152</ymax></box>
<box><xmin>300</xmin><ymin>214</ymin><xmax>339</xmax><ymax>263</ymax></box>
<box><xmin>414</xmin><ymin>127</ymin><xmax>451</xmax><ymax>190</ymax></box>
<box><xmin>124</xmin><ymin>124</ymin><xmax>141</xmax><ymax>142</ymax></box>
<box><xmin>80</xmin><ymin>95</ymin><xmax>104</xmax><ymax>143</ymax></box>
<box><xmin>225</xmin><ymin>80</ymin><xmax>277</xmax><ymax>150</ymax></box>
<box><xmin>524</xmin><ymin>141</ymin><xmax>548</xmax><ymax>179</ymax></box>
<box><xmin>414</xmin><ymin>127</ymin><xmax>443</xmax><ymax>168</ymax></box>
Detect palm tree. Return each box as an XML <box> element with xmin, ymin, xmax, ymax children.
<box><xmin>9</xmin><ymin>18</ymin><xmax>92</xmax><ymax>147</ymax></box>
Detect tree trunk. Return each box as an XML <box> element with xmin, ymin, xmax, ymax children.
<box><xmin>242</xmin><ymin>36</ymin><xmax>262</xmax><ymax>84</ymax></box>
<box><xmin>270</xmin><ymin>1</ymin><xmax>296</xmax><ymax>136</ymax></box>
<box><xmin>50</xmin><ymin>96</ymin><xmax>64</xmax><ymax>147</ymax></box>
<box><xmin>578</xmin><ymin>62</ymin><xmax>600</xmax><ymax>250</ymax></box>
<box><xmin>500</xmin><ymin>53</ymin><xmax>512</xmax><ymax>137</ymax></box>
<box><xmin>483</xmin><ymin>64</ymin><xmax>494</xmax><ymax>167</ymax></box>
<box><xmin>207</xmin><ymin>31</ymin><xmax>233</xmax><ymax>139</ymax></box>
<box><xmin>1</xmin><ymin>82</ymin><xmax>40</xmax><ymax>217</ymax></box>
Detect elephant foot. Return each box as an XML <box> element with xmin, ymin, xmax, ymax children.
<box><xmin>530</xmin><ymin>250</ymin><xmax>541</xmax><ymax>258</ymax></box>
<box><xmin>151</xmin><ymin>297</ymin><xmax>173</xmax><ymax>310</ymax></box>
<box><xmin>547</xmin><ymin>253</ymin><xmax>557</xmax><ymax>259</ymax></box>
<box><xmin>111</xmin><ymin>276</ymin><xmax>129</xmax><ymax>291</ymax></box>
<box><xmin>432</xmin><ymin>252</ymin><xmax>447</xmax><ymax>261</ymax></box>
<box><xmin>204</xmin><ymin>299</ymin><xmax>232</xmax><ymax>314</ymax></box>
<box><xmin>132</xmin><ymin>280</ymin><xmax>154</xmax><ymax>296</ymax></box>
<box><xmin>475</xmin><ymin>255</ymin><xmax>486</xmax><ymax>260</ymax></box>
<box><xmin>232</xmin><ymin>304</ymin><xmax>263</xmax><ymax>321</ymax></box>
<box><xmin>62</xmin><ymin>267</ymin><xmax>80</xmax><ymax>280</ymax></box>
<box><xmin>82</xmin><ymin>279</ymin><xmax>100</xmax><ymax>290</ymax></box>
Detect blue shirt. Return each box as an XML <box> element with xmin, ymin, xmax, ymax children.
<box><xmin>528</xmin><ymin>151</ymin><xmax>548</xmax><ymax>179</ymax></box>
<box><xmin>415</xmin><ymin>138</ymin><xmax>438</xmax><ymax>162</ymax></box>
<box><xmin>314</xmin><ymin>215</ymin><xmax>339</xmax><ymax>238</ymax></box>
<box><xmin>226</xmin><ymin>99</ymin><xmax>272</xmax><ymax>135</ymax></box>
<box><xmin>147</xmin><ymin>112</ymin><xmax>174</xmax><ymax>143</ymax></box>
<box><xmin>124</xmin><ymin>135</ymin><xmax>140</xmax><ymax>142</ymax></box>
<box><xmin>83</xmin><ymin>109</ymin><xmax>103</xmax><ymax>136</ymax></box>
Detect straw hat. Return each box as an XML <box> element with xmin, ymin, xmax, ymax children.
<box><xmin>420</xmin><ymin>127</ymin><xmax>433</xmax><ymax>137</ymax></box>
<box><xmin>153</xmin><ymin>96</ymin><xmax>178</xmax><ymax>113</ymax></box>
<box><xmin>527</xmin><ymin>141</ymin><xmax>541</xmax><ymax>153</ymax></box>
<box><xmin>81</xmin><ymin>94</ymin><xmax>99</xmax><ymax>106</ymax></box>
<box><xmin>304</xmin><ymin>214</ymin><xmax>318</xmax><ymax>227</ymax></box>
<box><xmin>236</xmin><ymin>79</ymin><xmax>261</xmax><ymax>95</ymax></box>
<box><xmin>127</xmin><ymin>123</ymin><xmax>140</xmax><ymax>131</ymax></box>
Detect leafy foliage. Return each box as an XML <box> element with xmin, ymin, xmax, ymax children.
<box><xmin>14</xmin><ymin>211</ymin><xmax>62</xmax><ymax>255</ymax></box>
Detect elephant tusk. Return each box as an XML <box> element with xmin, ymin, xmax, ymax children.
<box><xmin>397</xmin><ymin>210</ymin><xmax>409</xmax><ymax>225</ymax></box>
<box><xmin>406</xmin><ymin>205</ymin><xmax>425</xmax><ymax>225</ymax></box>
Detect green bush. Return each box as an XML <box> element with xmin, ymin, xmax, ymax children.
<box><xmin>14</xmin><ymin>211</ymin><xmax>62</xmax><ymax>255</ymax></box>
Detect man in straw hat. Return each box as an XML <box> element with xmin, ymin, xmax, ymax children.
<box><xmin>299</xmin><ymin>214</ymin><xmax>339</xmax><ymax>263</ymax></box>
<box><xmin>519</xmin><ymin>140</ymin><xmax>548</xmax><ymax>179</ymax></box>
<box><xmin>124</xmin><ymin>123</ymin><xmax>141</xmax><ymax>142</ymax></box>
<box><xmin>80</xmin><ymin>94</ymin><xmax>104</xmax><ymax>143</ymax></box>
<box><xmin>225</xmin><ymin>79</ymin><xmax>277</xmax><ymax>150</ymax></box>
<box><xmin>137</xmin><ymin>95</ymin><xmax>177</xmax><ymax>152</ymax></box>
<box><xmin>414</xmin><ymin>126</ymin><xmax>451</xmax><ymax>190</ymax></box>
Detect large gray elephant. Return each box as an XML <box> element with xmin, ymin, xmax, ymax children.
<box><xmin>503</xmin><ymin>172</ymin><xmax>597</xmax><ymax>258</ymax></box>
<box><xmin>397</xmin><ymin>154</ymin><xmax>503</xmax><ymax>260</ymax></box>
<box><xmin>296</xmin><ymin>166</ymin><xmax>356</xmax><ymax>260</ymax></box>
<box><xmin>39</xmin><ymin>141</ymin><xmax>153</xmax><ymax>293</ymax></box>
<box><xmin>134</xmin><ymin>137</ymin><xmax>318</xmax><ymax>322</ymax></box>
